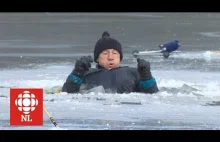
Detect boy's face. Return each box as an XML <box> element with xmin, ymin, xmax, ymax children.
<box><xmin>97</xmin><ymin>49</ymin><xmax>120</xmax><ymax>70</ymax></box>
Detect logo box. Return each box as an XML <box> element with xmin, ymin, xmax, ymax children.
<box><xmin>10</xmin><ymin>88</ymin><xmax>43</xmax><ymax>126</ymax></box>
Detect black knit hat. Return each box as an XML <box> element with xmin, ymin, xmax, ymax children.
<box><xmin>94</xmin><ymin>31</ymin><xmax>123</xmax><ymax>63</ymax></box>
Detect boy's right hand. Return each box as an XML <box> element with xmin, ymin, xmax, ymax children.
<box><xmin>72</xmin><ymin>56</ymin><xmax>93</xmax><ymax>78</ymax></box>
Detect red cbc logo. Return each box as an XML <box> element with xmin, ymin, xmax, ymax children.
<box><xmin>10</xmin><ymin>88</ymin><xmax>43</xmax><ymax>126</ymax></box>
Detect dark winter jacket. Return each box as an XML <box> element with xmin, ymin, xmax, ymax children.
<box><xmin>62</xmin><ymin>65</ymin><xmax>159</xmax><ymax>94</ymax></box>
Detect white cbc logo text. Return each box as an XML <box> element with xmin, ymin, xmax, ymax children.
<box><xmin>15</xmin><ymin>90</ymin><xmax>38</xmax><ymax>114</ymax></box>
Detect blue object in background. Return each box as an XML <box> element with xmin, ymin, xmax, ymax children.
<box><xmin>159</xmin><ymin>40</ymin><xmax>181</xmax><ymax>52</ymax></box>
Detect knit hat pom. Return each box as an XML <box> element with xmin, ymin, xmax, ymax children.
<box><xmin>102</xmin><ymin>31</ymin><xmax>110</xmax><ymax>38</ymax></box>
